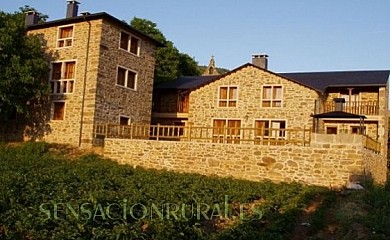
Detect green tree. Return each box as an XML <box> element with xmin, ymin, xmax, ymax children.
<box><xmin>130</xmin><ymin>17</ymin><xmax>200</xmax><ymax>84</ymax></box>
<box><xmin>0</xmin><ymin>7</ymin><xmax>50</xmax><ymax>139</ymax></box>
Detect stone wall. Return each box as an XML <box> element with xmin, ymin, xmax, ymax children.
<box><xmin>103</xmin><ymin>133</ymin><xmax>387</xmax><ymax>188</ymax></box>
<box><xmin>94</xmin><ymin>19</ymin><xmax>157</xmax><ymax>126</ymax></box>
<box><xmin>28</xmin><ymin>19</ymin><xmax>104</xmax><ymax>146</ymax></box>
<box><xmin>27</xmin><ymin>17</ymin><xmax>158</xmax><ymax>147</ymax></box>
<box><xmin>188</xmin><ymin>65</ymin><xmax>319</xmax><ymax>129</ymax></box>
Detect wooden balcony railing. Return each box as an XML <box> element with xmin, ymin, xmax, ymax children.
<box><xmin>153</xmin><ymin>100</ymin><xmax>189</xmax><ymax>113</ymax></box>
<box><xmin>93</xmin><ymin>124</ymin><xmax>311</xmax><ymax>146</ymax></box>
<box><xmin>323</xmin><ymin>101</ymin><xmax>379</xmax><ymax>115</ymax></box>
<box><xmin>364</xmin><ymin>135</ymin><xmax>381</xmax><ymax>153</ymax></box>
<box><xmin>93</xmin><ymin>124</ymin><xmax>382</xmax><ymax>153</ymax></box>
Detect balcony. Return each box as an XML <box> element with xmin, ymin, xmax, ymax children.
<box><xmin>323</xmin><ymin>100</ymin><xmax>379</xmax><ymax>115</ymax></box>
<box><xmin>152</xmin><ymin>99</ymin><xmax>189</xmax><ymax>118</ymax></box>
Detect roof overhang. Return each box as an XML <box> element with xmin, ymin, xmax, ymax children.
<box><xmin>26</xmin><ymin>12</ymin><xmax>165</xmax><ymax>47</ymax></box>
<box><xmin>311</xmin><ymin>111</ymin><xmax>366</xmax><ymax>119</ymax></box>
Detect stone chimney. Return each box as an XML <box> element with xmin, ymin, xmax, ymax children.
<box><xmin>334</xmin><ymin>98</ymin><xmax>346</xmax><ymax>112</ymax></box>
<box><xmin>66</xmin><ymin>0</ymin><xmax>80</xmax><ymax>18</ymax></box>
<box><xmin>25</xmin><ymin>11</ymin><xmax>39</xmax><ymax>26</ymax></box>
<box><xmin>252</xmin><ymin>54</ymin><xmax>268</xmax><ymax>70</ymax></box>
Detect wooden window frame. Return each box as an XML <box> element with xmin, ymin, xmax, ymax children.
<box><xmin>57</xmin><ymin>25</ymin><xmax>74</xmax><ymax>48</ymax></box>
<box><xmin>261</xmin><ymin>85</ymin><xmax>283</xmax><ymax>108</ymax></box>
<box><xmin>119</xmin><ymin>31</ymin><xmax>140</xmax><ymax>56</ymax></box>
<box><xmin>52</xmin><ymin>101</ymin><xmax>65</xmax><ymax>121</ymax></box>
<box><xmin>254</xmin><ymin>119</ymin><xmax>287</xmax><ymax>143</ymax></box>
<box><xmin>326</xmin><ymin>126</ymin><xmax>338</xmax><ymax>135</ymax></box>
<box><xmin>49</xmin><ymin>60</ymin><xmax>76</xmax><ymax>95</ymax></box>
<box><xmin>218</xmin><ymin>86</ymin><xmax>238</xmax><ymax>107</ymax></box>
<box><xmin>119</xmin><ymin>116</ymin><xmax>131</xmax><ymax>125</ymax></box>
<box><xmin>212</xmin><ymin>118</ymin><xmax>241</xmax><ymax>144</ymax></box>
<box><xmin>116</xmin><ymin>66</ymin><xmax>138</xmax><ymax>90</ymax></box>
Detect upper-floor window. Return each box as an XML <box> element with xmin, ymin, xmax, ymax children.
<box><xmin>262</xmin><ymin>85</ymin><xmax>282</xmax><ymax>107</ymax></box>
<box><xmin>218</xmin><ymin>86</ymin><xmax>237</xmax><ymax>107</ymax></box>
<box><xmin>120</xmin><ymin>32</ymin><xmax>140</xmax><ymax>55</ymax></box>
<box><xmin>57</xmin><ymin>25</ymin><xmax>74</xmax><ymax>48</ymax></box>
<box><xmin>117</xmin><ymin>66</ymin><xmax>137</xmax><ymax>90</ymax></box>
<box><xmin>50</xmin><ymin>61</ymin><xmax>76</xmax><ymax>94</ymax></box>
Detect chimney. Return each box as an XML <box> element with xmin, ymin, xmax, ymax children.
<box><xmin>66</xmin><ymin>0</ymin><xmax>80</xmax><ymax>18</ymax></box>
<box><xmin>334</xmin><ymin>98</ymin><xmax>346</xmax><ymax>112</ymax></box>
<box><xmin>252</xmin><ymin>54</ymin><xmax>268</xmax><ymax>70</ymax></box>
<box><xmin>25</xmin><ymin>11</ymin><xmax>39</xmax><ymax>26</ymax></box>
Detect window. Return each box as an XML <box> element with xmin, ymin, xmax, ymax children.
<box><xmin>50</xmin><ymin>61</ymin><xmax>76</xmax><ymax>94</ymax></box>
<box><xmin>326</xmin><ymin>126</ymin><xmax>337</xmax><ymax>134</ymax></box>
<box><xmin>120</xmin><ymin>32</ymin><xmax>140</xmax><ymax>55</ymax></box>
<box><xmin>254</xmin><ymin>120</ymin><xmax>286</xmax><ymax>144</ymax></box>
<box><xmin>351</xmin><ymin>126</ymin><xmax>365</xmax><ymax>135</ymax></box>
<box><xmin>212</xmin><ymin>119</ymin><xmax>241</xmax><ymax>144</ymax></box>
<box><xmin>262</xmin><ymin>85</ymin><xmax>282</xmax><ymax>107</ymax></box>
<box><xmin>117</xmin><ymin>66</ymin><xmax>137</xmax><ymax>90</ymax></box>
<box><xmin>218</xmin><ymin>86</ymin><xmax>237</xmax><ymax>107</ymax></box>
<box><xmin>119</xmin><ymin>116</ymin><xmax>130</xmax><ymax>125</ymax></box>
<box><xmin>57</xmin><ymin>25</ymin><xmax>74</xmax><ymax>48</ymax></box>
<box><xmin>53</xmin><ymin>102</ymin><xmax>65</xmax><ymax>120</ymax></box>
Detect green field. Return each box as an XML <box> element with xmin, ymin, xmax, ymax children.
<box><xmin>0</xmin><ymin>142</ymin><xmax>389</xmax><ymax>239</ymax></box>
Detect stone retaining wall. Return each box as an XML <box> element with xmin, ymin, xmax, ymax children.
<box><xmin>103</xmin><ymin>134</ymin><xmax>387</xmax><ymax>188</ymax></box>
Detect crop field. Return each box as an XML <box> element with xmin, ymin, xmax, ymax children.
<box><xmin>1</xmin><ymin>142</ymin><xmax>389</xmax><ymax>239</ymax></box>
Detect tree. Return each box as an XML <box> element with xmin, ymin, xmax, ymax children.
<box><xmin>0</xmin><ymin>7</ymin><xmax>50</xmax><ymax>139</ymax></box>
<box><xmin>130</xmin><ymin>17</ymin><xmax>200</xmax><ymax>84</ymax></box>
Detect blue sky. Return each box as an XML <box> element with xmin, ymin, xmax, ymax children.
<box><xmin>1</xmin><ymin>0</ymin><xmax>389</xmax><ymax>72</ymax></box>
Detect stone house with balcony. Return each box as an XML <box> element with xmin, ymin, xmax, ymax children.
<box><xmin>152</xmin><ymin>55</ymin><xmax>389</xmax><ymax>155</ymax></box>
<box><xmin>24</xmin><ymin>1</ymin><xmax>162</xmax><ymax>147</ymax></box>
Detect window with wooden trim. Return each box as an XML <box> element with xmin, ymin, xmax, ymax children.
<box><xmin>351</xmin><ymin>126</ymin><xmax>366</xmax><ymax>135</ymax></box>
<box><xmin>254</xmin><ymin>120</ymin><xmax>286</xmax><ymax>144</ymax></box>
<box><xmin>120</xmin><ymin>32</ymin><xmax>140</xmax><ymax>55</ymax></box>
<box><xmin>119</xmin><ymin>116</ymin><xmax>130</xmax><ymax>125</ymax></box>
<box><xmin>117</xmin><ymin>66</ymin><xmax>137</xmax><ymax>90</ymax></box>
<box><xmin>57</xmin><ymin>25</ymin><xmax>73</xmax><ymax>48</ymax></box>
<box><xmin>218</xmin><ymin>86</ymin><xmax>237</xmax><ymax>107</ymax></box>
<box><xmin>262</xmin><ymin>85</ymin><xmax>282</xmax><ymax>107</ymax></box>
<box><xmin>326</xmin><ymin>126</ymin><xmax>337</xmax><ymax>134</ymax></box>
<box><xmin>50</xmin><ymin>61</ymin><xmax>76</xmax><ymax>94</ymax></box>
<box><xmin>212</xmin><ymin>119</ymin><xmax>241</xmax><ymax>144</ymax></box>
<box><xmin>53</xmin><ymin>102</ymin><xmax>65</xmax><ymax>120</ymax></box>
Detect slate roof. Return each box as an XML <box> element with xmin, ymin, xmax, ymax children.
<box><xmin>155</xmin><ymin>75</ymin><xmax>220</xmax><ymax>90</ymax></box>
<box><xmin>26</xmin><ymin>12</ymin><xmax>164</xmax><ymax>47</ymax></box>
<box><xmin>155</xmin><ymin>63</ymin><xmax>390</xmax><ymax>93</ymax></box>
<box><xmin>280</xmin><ymin>70</ymin><xmax>390</xmax><ymax>92</ymax></box>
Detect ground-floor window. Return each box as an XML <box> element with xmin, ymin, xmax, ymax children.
<box><xmin>212</xmin><ymin>119</ymin><xmax>241</xmax><ymax>144</ymax></box>
<box><xmin>254</xmin><ymin>120</ymin><xmax>286</xmax><ymax>144</ymax></box>
<box><xmin>326</xmin><ymin>126</ymin><xmax>338</xmax><ymax>134</ymax></box>
<box><xmin>52</xmin><ymin>102</ymin><xmax>65</xmax><ymax>120</ymax></box>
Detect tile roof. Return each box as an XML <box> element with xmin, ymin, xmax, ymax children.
<box><xmin>155</xmin><ymin>63</ymin><xmax>390</xmax><ymax>93</ymax></box>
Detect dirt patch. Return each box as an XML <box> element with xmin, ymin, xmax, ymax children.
<box><xmin>289</xmin><ymin>190</ymin><xmax>371</xmax><ymax>240</ymax></box>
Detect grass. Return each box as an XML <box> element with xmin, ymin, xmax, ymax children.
<box><xmin>0</xmin><ymin>142</ymin><xmax>326</xmax><ymax>240</ymax></box>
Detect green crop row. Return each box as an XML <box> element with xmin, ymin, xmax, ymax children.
<box><xmin>0</xmin><ymin>142</ymin><xmax>325</xmax><ymax>239</ymax></box>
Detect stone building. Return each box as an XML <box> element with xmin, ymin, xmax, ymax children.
<box><xmin>25</xmin><ymin>1</ymin><xmax>162</xmax><ymax>147</ymax></box>
<box><xmin>152</xmin><ymin>54</ymin><xmax>389</xmax><ymax>156</ymax></box>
